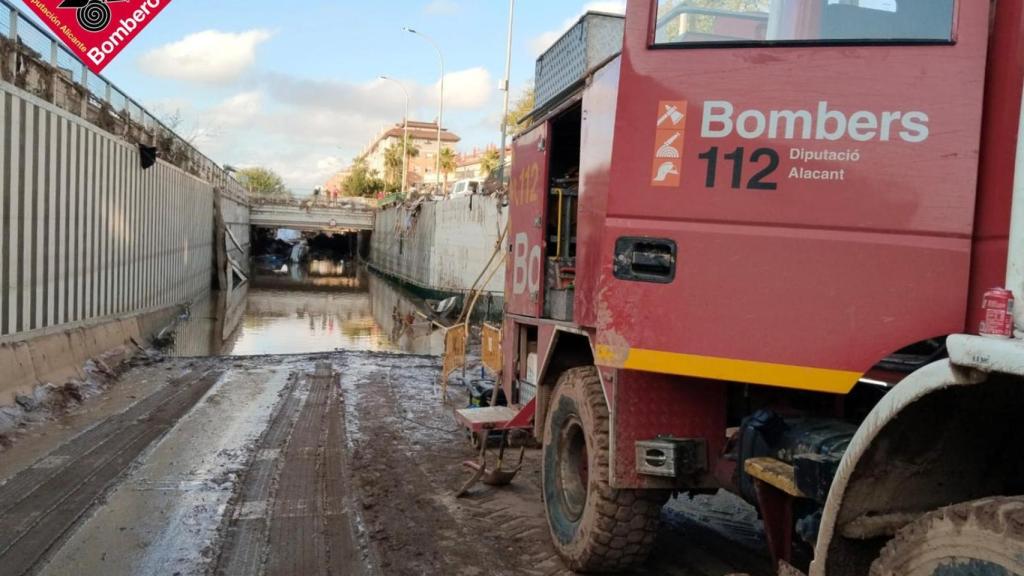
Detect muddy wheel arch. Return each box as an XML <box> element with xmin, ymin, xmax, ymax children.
<box><xmin>532</xmin><ymin>329</ymin><xmax>595</xmax><ymax>440</ymax></box>
<box><xmin>811</xmin><ymin>361</ymin><xmax>1024</xmax><ymax>576</ymax></box>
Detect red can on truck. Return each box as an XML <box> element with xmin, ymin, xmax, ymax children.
<box><xmin>981</xmin><ymin>287</ymin><xmax>1015</xmax><ymax>338</ymax></box>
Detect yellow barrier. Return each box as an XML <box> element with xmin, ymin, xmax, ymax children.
<box><xmin>440</xmin><ymin>325</ymin><xmax>468</xmax><ymax>400</ymax></box>
<box><xmin>481</xmin><ymin>323</ymin><xmax>502</xmax><ymax>376</ymax></box>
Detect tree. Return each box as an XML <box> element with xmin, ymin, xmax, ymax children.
<box><xmin>439</xmin><ymin>147</ymin><xmax>458</xmax><ymax>191</ymax></box>
<box><xmin>505</xmin><ymin>84</ymin><xmax>535</xmax><ymax>135</ymax></box>
<box><xmin>383</xmin><ymin>135</ymin><xmax>420</xmax><ymax>188</ymax></box>
<box><xmin>342</xmin><ymin>158</ymin><xmax>386</xmax><ymax>198</ymax></box>
<box><xmin>657</xmin><ymin>0</ymin><xmax>769</xmax><ymax>38</ymax></box>
<box><xmin>383</xmin><ymin>144</ymin><xmax>403</xmax><ymax>187</ymax></box>
<box><xmin>161</xmin><ymin>108</ymin><xmax>219</xmax><ymax>147</ymax></box>
<box><xmin>237</xmin><ymin>167</ymin><xmax>291</xmax><ymax>200</ymax></box>
<box><xmin>480</xmin><ymin>148</ymin><xmax>501</xmax><ymax>178</ymax></box>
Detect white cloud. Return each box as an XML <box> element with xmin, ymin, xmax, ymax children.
<box><xmin>530</xmin><ymin>1</ymin><xmax>626</xmax><ymax>55</ymax></box>
<box><xmin>425</xmin><ymin>0</ymin><xmax>459</xmax><ymax>15</ymax></box>
<box><xmin>207</xmin><ymin>91</ymin><xmax>264</xmax><ymax>128</ymax></box>
<box><xmin>164</xmin><ymin>68</ymin><xmax>498</xmax><ymax>192</ymax></box>
<box><xmin>250</xmin><ymin>152</ymin><xmax>346</xmax><ymax>193</ymax></box>
<box><xmin>139</xmin><ymin>29</ymin><xmax>273</xmax><ymax>84</ymax></box>
<box><xmin>437</xmin><ymin>67</ymin><xmax>493</xmax><ymax>109</ymax></box>
<box><xmin>262</xmin><ymin>67</ymin><xmax>493</xmax><ymax>117</ymax></box>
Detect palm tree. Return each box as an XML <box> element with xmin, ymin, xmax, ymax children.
<box><xmin>383</xmin><ymin>144</ymin><xmax>401</xmax><ymax>187</ymax></box>
<box><xmin>439</xmin><ymin>147</ymin><xmax>457</xmax><ymax>192</ymax></box>
<box><xmin>383</xmin><ymin>135</ymin><xmax>421</xmax><ymax>189</ymax></box>
<box><xmin>403</xmin><ymin>135</ymin><xmax>421</xmax><ymax>161</ymax></box>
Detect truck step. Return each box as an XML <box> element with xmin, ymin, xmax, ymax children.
<box><xmin>455</xmin><ymin>399</ymin><xmax>536</xmax><ymax>432</ymax></box>
<box><xmin>743</xmin><ymin>457</ymin><xmax>807</xmax><ymax>498</ymax></box>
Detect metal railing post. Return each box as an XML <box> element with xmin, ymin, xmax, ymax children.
<box><xmin>79</xmin><ymin>65</ymin><xmax>87</xmax><ymax>117</ymax></box>
<box><xmin>49</xmin><ymin>38</ymin><xmax>58</xmax><ymax>103</ymax></box>
<box><xmin>7</xmin><ymin>7</ymin><xmax>17</xmax><ymax>81</ymax></box>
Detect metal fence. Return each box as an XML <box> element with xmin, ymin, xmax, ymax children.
<box><xmin>0</xmin><ymin>0</ymin><xmax>239</xmax><ymax>192</ymax></box>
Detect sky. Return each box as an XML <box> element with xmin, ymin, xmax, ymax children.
<box><xmin>24</xmin><ymin>0</ymin><xmax>628</xmax><ymax>193</ymax></box>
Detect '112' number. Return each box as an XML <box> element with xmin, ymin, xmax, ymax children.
<box><xmin>698</xmin><ymin>146</ymin><xmax>779</xmax><ymax>190</ymax></box>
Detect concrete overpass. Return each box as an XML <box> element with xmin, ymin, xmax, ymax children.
<box><xmin>250</xmin><ymin>202</ymin><xmax>376</xmax><ymax>232</ymax></box>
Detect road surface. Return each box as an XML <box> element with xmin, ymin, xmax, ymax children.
<box><xmin>0</xmin><ymin>352</ymin><xmax>770</xmax><ymax>576</ymax></box>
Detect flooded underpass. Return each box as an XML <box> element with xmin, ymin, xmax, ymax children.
<box><xmin>0</xmin><ymin>256</ymin><xmax>769</xmax><ymax>576</ymax></box>
<box><xmin>168</xmin><ymin>264</ymin><xmax>446</xmax><ymax>359</ymax></box>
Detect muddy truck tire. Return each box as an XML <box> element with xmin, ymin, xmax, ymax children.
<box><xmin>542</xmin><ymin>366</ymin><xmax>668</xmax><ymax>573</ymax></box>
<box><xmin>870</xmin><ymin>496</ymin><xmax>1024</xmax><ymax>575</ymax></box>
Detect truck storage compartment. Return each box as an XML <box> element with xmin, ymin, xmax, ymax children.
<box><xmin>544</xmin><ymin>104</ymin><xmax>582</xmax><ymax>322</ymax></box>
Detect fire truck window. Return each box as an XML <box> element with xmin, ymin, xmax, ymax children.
<box><xmin>652</xmin><ymin>0</ymin><xmax>955</xmax><ymax>46</ymax></box>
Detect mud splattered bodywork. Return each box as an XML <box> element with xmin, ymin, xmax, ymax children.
<box><xmin>499</xmin><ymin>0</ymin><xmax>1024</xmax><ymax>572</ymax></box>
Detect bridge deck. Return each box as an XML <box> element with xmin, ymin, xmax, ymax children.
<box><xmin>250</xmin><ymin>203</ymin><xmax>376</xmax><ymax>232</ymax></box>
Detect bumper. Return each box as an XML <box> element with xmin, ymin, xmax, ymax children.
<box><xmin>947</xmin><ymin>334</ymin><xmax>1024</xmax><ymax>377</ymax></box>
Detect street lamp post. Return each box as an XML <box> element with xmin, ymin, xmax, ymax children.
<box><xmin>403</xmin><ymin>27</ymin><xmax>445</xmax><ymax>193</ymax></box>
<box><xmin>498</xmin><ymin>0</ymin><xmax>516</xmax><ymax>189</ymax></box>
<box><xmin>380</xmin><ymin>75</ymin><xmax>410</xmax><ymax>196</ymax></box>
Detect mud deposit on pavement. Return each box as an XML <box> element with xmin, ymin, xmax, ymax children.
<box><xmin>0</xmin><ymin>352</ymin><xmax>770</xmax><ymax>576</ymax></box>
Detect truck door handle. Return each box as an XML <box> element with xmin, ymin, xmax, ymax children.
<box><xmin>613</xmin><ymin>237</ymin><xmax>677</xmax><ymax>284</ymax></box>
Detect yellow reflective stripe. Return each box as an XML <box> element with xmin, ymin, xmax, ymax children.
<box><xmin>594</xmin><ymin>345</ymin><xmax>861</xmax><ymax>394</ymax></box>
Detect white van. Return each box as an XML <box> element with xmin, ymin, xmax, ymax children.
<box><xmin>449</xmin><ymin>179</ymin><xmax>482</xmax><ymax>198</ymax></box>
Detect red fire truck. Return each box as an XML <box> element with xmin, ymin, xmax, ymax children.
<box><xmin>457</xmin><ymin>1</ymin><xmax>1024</xmax><ymax>574</ymax></box>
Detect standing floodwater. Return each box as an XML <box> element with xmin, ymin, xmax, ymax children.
<box><xmin>166</xmin><ymin>263</ymin><xmax>445</xmax><ymax>357</ymax></box>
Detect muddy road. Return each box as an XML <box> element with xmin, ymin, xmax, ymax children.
<box><xmin>0</xmin><ymin>352</ymin><xmax>769</xmax><ymax>576</ymax></box>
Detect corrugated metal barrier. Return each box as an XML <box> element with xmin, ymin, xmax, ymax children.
<box><xmin>0</xmin><ymin>83</ymin><xmax>214</xmax><ymax>340</ymax></box>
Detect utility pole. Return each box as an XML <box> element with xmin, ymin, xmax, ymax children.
<box><xmin>498</xmin><ymin>0</ymin><xmax>516</xmax><ymax>189</ymax></box>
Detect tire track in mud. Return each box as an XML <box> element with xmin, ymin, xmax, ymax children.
<box><xmin>215</xmin><ymin>360</ymin><xmax>366</xmax><ymax>576</ymax></box>
<box><xmin>210</xmin><ymin>351</ymin><xmax>769</xmax><ymax>576</ymax></box>
<box><xmin>322</xmin><ymin>368</ymin><xmax>364</xmax><ymax>576</ymax></box>
<box><xmin>214</xmin><ymin>371</ymin><xmax>308</xmax><ymax>576</ymax></box>
<box><xmin>264</xmin><ymin>361</ymin><xmax>336</xmax><ymax>575</ymax></box>
<box><xmin>0</xmin><ymin>367</ymin><xmax>213</xmax><ymax>515</ymax></box>
<box><xmin>0</xmin><ymin>367</ymin><xmax>224</xmax><ymax>576</ymax></box>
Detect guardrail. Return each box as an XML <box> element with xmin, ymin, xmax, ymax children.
<box><xmin>250</xmin><ymin>197</ymin><xmax>379</xmax><ymax>210</ymax></box>
<box><xmin>0</xmin><ymin>0</ymin><xmax>243</xmax><ymax>195</ymax></box>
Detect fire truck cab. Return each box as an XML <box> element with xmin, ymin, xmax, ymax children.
<box><xmin>496</xmin><ymin>1</ymin><xmax>1024</xmax><ymax>574</ymax></box>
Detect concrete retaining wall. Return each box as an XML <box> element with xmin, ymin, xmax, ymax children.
<box><xmin>370</xmin><ymin>195</ymin><xmax>507</xmax><ymax>295</ymax></box>
<box><xmin>0</xmin><ymin>305</ymin><xmax>179</xmax><ymax>406</ymax></box>
<box><xmin>214</xmin><ymin>184</ymin><xmax>251</xmax><ymax>348</ymax></box>
<box><xmin>367</xmin><ymin>272</ymin><xmax>445</xmax><ymax>356</ymax></box>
